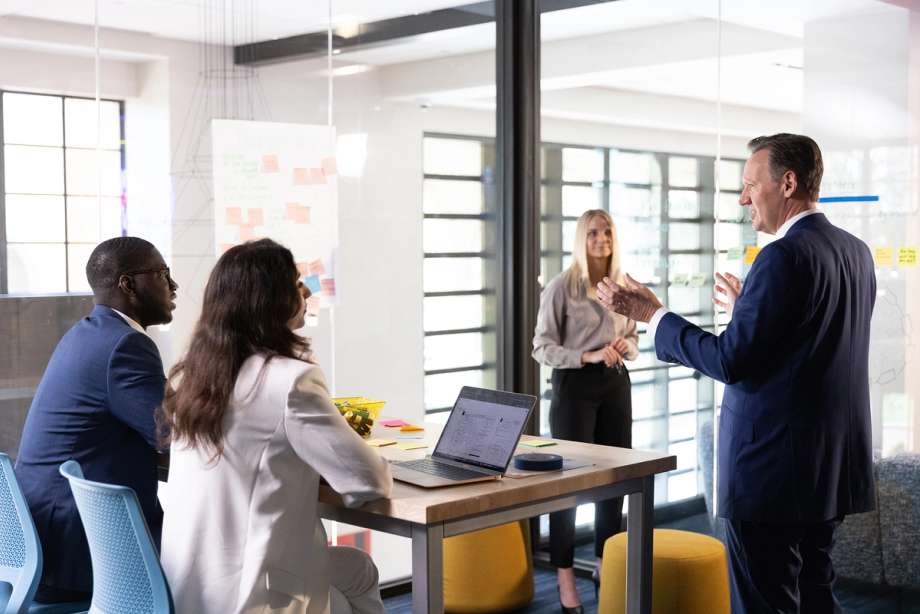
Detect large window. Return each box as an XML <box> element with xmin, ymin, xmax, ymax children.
<box><xmin>421</xmin><ymin>135</ymin><xmax>499</xmax><ymax>415</ymax></box>
<box><xmin>423</xmin><ymin>134</ymin><xmax>745</xmax><ymax>504</ymax></box>
<box><xmin>1</xmin><ymin>91</ymin><xmax>125</xmax><ymax>295</ymax></box>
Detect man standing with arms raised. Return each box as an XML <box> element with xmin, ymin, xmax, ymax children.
<box><xmin>15</xmin><ymin>237</ymin><xmax>178</xmax><ymax>604</ymax></box>
<box><xmin>597</xmin><ymin>134</ymin><xmax>876</xmax><ymax>614</ymax></box>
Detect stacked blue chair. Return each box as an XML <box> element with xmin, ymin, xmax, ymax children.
<box><xmin>58</xmin><ymin>461</ymin><xmax>173</xmax><ymax>614</ymax></box>
<box><xmin>0</xmin><ymin>453</ymin><xmax>87</xmax><ymax>614</ymax></box>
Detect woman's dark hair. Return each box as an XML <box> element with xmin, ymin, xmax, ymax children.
<box><xmin>160</xmin><ymin>239</ymin><xmax>309</xmax><ymax>459</ymax></box>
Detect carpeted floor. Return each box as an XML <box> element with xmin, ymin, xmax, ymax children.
<box><xmin>382</xmin><ymin>513</ymin><xmax>920</xmax><ymax>613</ymax></box>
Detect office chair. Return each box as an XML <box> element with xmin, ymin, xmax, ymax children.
<box><xmin>0</xmin><ymin>453</ymin><xmax>87</xmax><ymax>614</ymax></box>
<box><xmin>58</xmin><ymin>460</ymin><xmax>173</xmax><ymax>614</ymax></box>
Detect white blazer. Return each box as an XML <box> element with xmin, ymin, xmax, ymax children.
<box><xmin>161</xmin><ymin>355</ymin><xmax>392</xmax><ymax>614</ymax></box>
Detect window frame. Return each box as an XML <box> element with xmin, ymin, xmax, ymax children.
<box><xmin>0</xmin><ymin>89</ymin><xmax>126</xmax><ymax>295</ymax></box>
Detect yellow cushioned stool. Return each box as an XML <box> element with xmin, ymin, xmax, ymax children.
<box><xmin>443</xmin><ymin>520</ymin><xmax>533</xmax><ymax>613</ymax></box>
<box><xmin>598</xmin><ymin>528</ymin><xmax>729</xmax><ymax>614</ymax></box>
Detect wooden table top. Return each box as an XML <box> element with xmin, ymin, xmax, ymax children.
<box><xmin>319</xmin><ymin>422</ymin><xmax>676</xmax><ymax>525</ymax></box>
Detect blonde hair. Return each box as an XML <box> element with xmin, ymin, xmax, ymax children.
<box><xmin>565</xmin><ymin>209</ymin><xmax>622</xmax><ymax>298</ymax></box>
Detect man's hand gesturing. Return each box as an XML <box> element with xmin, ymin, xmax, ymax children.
<box><xmin>596</xmin><ymin>274</ymin><xmax>663</xmax><ymax>323</ymax></box>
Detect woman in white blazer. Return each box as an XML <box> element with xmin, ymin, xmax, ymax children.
<box><xmin>159</xmin><ymin>239</ymin><xmax>392</xmax><ymax>614</ymax></box>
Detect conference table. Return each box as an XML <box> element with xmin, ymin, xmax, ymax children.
<box><xmin>319</xmin><ymin>424</ymin><xmax>676</xmax><ymax>614</ymax></box>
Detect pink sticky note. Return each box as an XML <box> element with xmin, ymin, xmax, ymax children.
<box><xmin>381</xmin><ymin>419</ymin><xmax>409</xmax><ymax>428</ymax></box>
<box><xmin>226</xmin><ymin>207</ymin><xmax>243</xmax><ymax>225</ymax></box>
<box><xmin>296</xmin><ymin>262</ymin><xmax>310</xmax><ymax>275</ymax></box>
<box><xmin>308</xmin><ymin>259</ymin><xmax>325</xmax><ymax>276</ymax></box>
<box><xmin>247</xmin><ymin>208</ymin><xmax>264</xmax><ymax>226</ymax></box>
<box><xmin>309</xmin><ymin>168</ymin><xmax>325</xmax><ymax>184</ymax></box>
<box><xmin>320</xmin><ymin>278</ymin><xmax>336</xmax><ymax>296</ymax></box>
<box><xmin>261</xmin><ymin>154</ymin><xmax>279</xmax><ymax>173</ymax></box>
<box><xmin>321</xmin><ymin>156</ymin><xmax>338</xmax><ymax>176</ymax></box>
<box><xmin>293</xmin><ymin>168</ymin><xmax>308</xmax><ymax>185</ymax></box>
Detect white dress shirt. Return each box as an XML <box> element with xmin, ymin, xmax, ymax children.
<box><xmin>110</xmin><ymin>307</ymin><xmax>149</xmax><ymax>336</ymax></box>
<box><xmin>647</xmin><ymin>208</ymin><xmax>821</xmax><ymax>343</ymax></box>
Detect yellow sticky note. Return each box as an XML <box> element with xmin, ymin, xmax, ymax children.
<box><xmin>520</xmin><ymin>438</ymin><xmax>557</xmax><ymax>448</ymax></box>
<box><xmin>400</xmin><ymin>425</ymin><xmax>424</xmax><ymax>432</ymax></box>
<box><xmin>743</xmin><ymin>246</ymin><xmax>761</xmax><ymax>265</ymax></box>
<box><xmin>365</xmin><ymin>439</ymin><xmax>396</xmax><ymax>447</ymax></box>
<box><xmin>396</xmin><ymin>442</ymin><xmax>427</xmax><ymax>451</ymax></box>
<box><xmin>875</xmin><ymin>247</ymin><xmax>894</xmax><ymax>267</ymax></box>
<box><xmin>898</xmin><ymin>247</ymin><xmax>917</xmax><ymax>267</ymax></box>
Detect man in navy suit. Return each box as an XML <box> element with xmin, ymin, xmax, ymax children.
<box><xmin>14</xmin><ymin>236</ymin><xmax>178</xmax><ymax>603</ymax></box>
<box><xmin>597</xmin><ymin>134</ymin><xmax>875</xmax><ymax>613</ymax></box>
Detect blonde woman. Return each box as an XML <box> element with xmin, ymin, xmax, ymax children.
<box><xmin>533</xmin><ymin>209</ymin><xmax>639</xmax><ymax>613</ymax></box>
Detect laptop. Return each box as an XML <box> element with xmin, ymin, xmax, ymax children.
<box><xmin>390</xmin><ymin>386</ymin><xmax>536</xmax><ymax>488</ymax></box>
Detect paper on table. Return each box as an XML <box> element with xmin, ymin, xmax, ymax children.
<box><xmin>520</xmin><ymin>438</ymin><xmax>556</xmax><ymax>448</ymax></box>
<box><xmin>400</xmin><ymin>425</ymin><xmax>424</xmax><ymax>432</ymax></box>
<box><xmin>396</xmin><ymin>442</ymin><xmax>427</xmax><ymax>451</ymax></box>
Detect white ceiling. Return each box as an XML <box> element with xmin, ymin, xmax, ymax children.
<box><xmin>0</xmin><ymin>0</ymin><xmax>899</xmax><ymax>118</ymax></box>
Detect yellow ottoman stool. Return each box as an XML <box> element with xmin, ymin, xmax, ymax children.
<box><xmin>598</xmin><ymin>528</ymin><xmax>729</xmax><ymax>614</ymax></box>
<box><xmin>443</xmin><ymin>520</ymin><xmax>534</xmax><ymax>613</ymax></box>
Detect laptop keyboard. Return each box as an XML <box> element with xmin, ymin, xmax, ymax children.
<box><xmin>398</xmin><ymin>458</ymin><xmax>489</xmax><ymax>481</ymax></box>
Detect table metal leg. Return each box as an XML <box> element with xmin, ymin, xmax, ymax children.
<box><xmin>626</xmin><ymin>475</ymin><xmax>654</xmax><ymax>614</ymax></box>
<box><xmin>412</xmin><ymin>523</ymin><xmax>444</xmax><ymax>613</ymax></box>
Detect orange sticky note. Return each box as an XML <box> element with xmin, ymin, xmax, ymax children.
<box><xmin>296</xmin><ymin>262</ymin><xmax>310</xmax><ymax>275</ymax></box>
<box><xmin>400</xmin><ymin>425</ymin><xmax>424</xmax><ymax>432</ymax></box>
<box><xmin>219</xmin><ymin>243</ymin><xmax>233</xmax><ymax>253</ymax></box>
<box><xmin>308</xmin><ymin>259</ymin><xmax>325</xmax><ymax>276</ymax></box>
<box><xmin>743</xmin><ymin>246</ymin><xmax>761</xmax><ymax>265</ymax></box>
<box><xmin>322</xmin><ymin>156</ymin><xmax>338</xmax><ymax>176</ymax></box>
<box><xmin>261</xmin><ymin>154</ymin><xmax>279</xmax><ymax>173</ymax></box>
<box><xmin>293</xmin><ymin>168</ymin><xmax>308</xmax><ymax>185</ymax></box>
<box><xmin>225</xmin><ymin>207</ymin><xmax>243</xmax><ymax>225</ymax></box>
<box><xmin>285</xmin><ymin>203</ymin><xmax>311</xmax><ymax>224</ymax></box>
<box><xmin>309</xmin><ymin>168</ymin><xmax>326</xmax><ymax>184</ymax></box>
<box><xmin>239</xmin><ymin>226</ymin><xmax>255</xmax><ymax>241</ymax></box>
<box><xmin>247</xmin><ymin>208</ymin><xmax>264</xmax><ymax>226</ymax></box>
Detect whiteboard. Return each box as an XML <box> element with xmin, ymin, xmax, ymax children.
<box><xmin>212</xmin><ymin>119</ymin><xmax>338</xmax><ymax>309</ymax></box>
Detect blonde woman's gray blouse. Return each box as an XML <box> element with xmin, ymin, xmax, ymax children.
<box><xmin>532</xmin><ymin>273</ymin><xmax>640</xmax><ymax>369</ymax></box>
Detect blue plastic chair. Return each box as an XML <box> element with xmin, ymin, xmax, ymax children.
<box><xmin>0</xmin><ymin>453</ymin><xmax>87</xmax><ymax>614</ymax></box>
<box><xmin>58</xmin><ymin>461</ymin><xmax>173</xmax><ymax>614</ymax></box>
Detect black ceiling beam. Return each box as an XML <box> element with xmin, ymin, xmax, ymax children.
<box><xmin>234</xmin><ymin>0</ymin><xmax>618</xmax><ymax>66</ymax></box>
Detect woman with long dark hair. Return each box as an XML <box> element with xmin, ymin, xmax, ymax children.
<box><xmin>160</xmin><ymin>239</ymin><xmax>391</xmax><ymax>614</ymax></box>
<box><xmin>533</xmin><ymin>209</ymin><xmax>638</xmax><ymax>613</ymax></box>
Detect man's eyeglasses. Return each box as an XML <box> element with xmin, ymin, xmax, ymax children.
<box><xmin>123</xmin><ymin>267</ymin><xmax>173</xmax><ymax>283</ymax></box>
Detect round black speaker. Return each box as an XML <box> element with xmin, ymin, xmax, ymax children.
<box><xmin>513</xmin><ymin>452</ymin><xmax>563</xmax><ymax>471</ymax></box>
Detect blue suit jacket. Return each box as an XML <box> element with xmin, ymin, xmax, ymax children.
<box><xmin>655</xmin><ymin>213</ymin><xmax>876</xmax><ymax>523</ymax></box>
<box><xmin>14</xmin><ymin>305</ymin><xmax>165</xmax><ymax>593</ymax></box>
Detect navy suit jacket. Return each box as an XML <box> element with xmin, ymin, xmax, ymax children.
<box><xmin>655</xmin><ymin>213</ymin><xmax>876</xmax><ymax>523</ymax></box>
<box><xmin>14</xmin><ymin>305</ymin><xmax>165</xmax><ymax>593</ymax></box>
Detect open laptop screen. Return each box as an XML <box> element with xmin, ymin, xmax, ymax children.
<box><xmin>433</xmin><ymin>386</ymin><xmax>535</xmax><ymax>472</ymax></box>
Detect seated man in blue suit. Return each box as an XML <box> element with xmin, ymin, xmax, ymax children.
<box><xmin>597</xmin><ymin>134</ymin><xmax>875</xmax><ymax>614</ymax></box>
<box><xmin>14</xmin><ymin>236</ymin><xmax>178</xmax><ymax>603</ymax></box>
